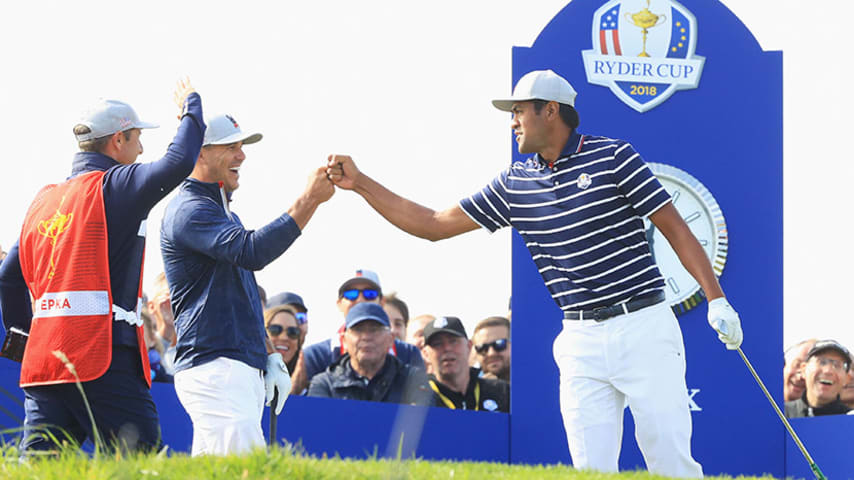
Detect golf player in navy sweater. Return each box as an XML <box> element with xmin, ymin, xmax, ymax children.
<box><xmin>160</xmin><ymin>113</ymin><xmax>334</xmax><ymax>456</ymax></box>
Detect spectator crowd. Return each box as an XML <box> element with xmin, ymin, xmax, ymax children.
<box><xmin>139</xmin><ymin>266</ymin><xmax>513</xmax><ymax>412</ymax></box>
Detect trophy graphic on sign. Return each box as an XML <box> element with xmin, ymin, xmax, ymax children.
<box><xmin>626</xmin><ymin>0</ymin><xmax>667</xmax><ymax>57</ymax></box>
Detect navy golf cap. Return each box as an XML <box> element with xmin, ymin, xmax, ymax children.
<box><xmin>345</xmin><ymin>302</ymin><xmax>389</xmax><ymax>329</ymax></box>
<box><xmin>267</xmin><ymin>291</ymin><xmax>307</xmax><ymax>311</ymax></box>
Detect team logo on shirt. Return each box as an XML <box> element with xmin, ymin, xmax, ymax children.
<box><xmin>577</xmin><ymin>173</ymin><xmax>593</xmax><ymax>190</ymax></box>
<box><xmin>483</xmin><ymin>399</ymin><xmax>499</xmax><ymax>412</ymax></box>
<box><xmin>581</xmin><ymin>0</ymin><xmax>705</xmax><ymax>112</ymax></box>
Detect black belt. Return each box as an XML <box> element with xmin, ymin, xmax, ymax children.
<box><xmin>563</xmin><ymin>291</ymin><xmax>666</xmax><ymax>322</ymax></box>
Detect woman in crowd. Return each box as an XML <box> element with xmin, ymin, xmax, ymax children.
<box><xmin>264</xmin><ymin>306</ymin><xmax>303</xmax><ymax>374</ymax></box>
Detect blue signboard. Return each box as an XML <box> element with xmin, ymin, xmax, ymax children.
<box><xmin>508</xmin><ymin>0</ymin><xmax>783</xmax><ymax>477</ymax></box>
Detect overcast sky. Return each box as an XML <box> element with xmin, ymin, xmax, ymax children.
<box><xmin>1</xmin><ymin>0</ymin><xmax>851</xmax><ymax>351</ymax></box>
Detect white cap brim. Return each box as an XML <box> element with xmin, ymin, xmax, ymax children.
<box><xmin>204</xmin><ymin>132</ymin><xmax>263</xmax><ymax>146</ymax></box>
<box><xmin>135</xmin><ymin>121</ymin><xmax>159</xmax><ymax>130</ymax></box>
<box><xmin>492</xmin><ymin>97</ymin><xmax>536</xmax><ymax>112</ymax></box>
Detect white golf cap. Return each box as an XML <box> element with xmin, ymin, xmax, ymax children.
<box><xmin>203</xmin><ymin>113</ymin><xmax>262</xmax><ymax>146</ymax></box>
<box><xmin>492</xmin><ymin>69</ymin><xmax>578</xmax><ymax>112</ymax></box>
<box><xmin>74</xmin><ymin>99</ymin><xmax>159</xmax><ymax>141</ymax></box>
<box><xmin>338</xmin><ymin>268</ymin><xmax>382</xmax><ymax>297</ymax></box>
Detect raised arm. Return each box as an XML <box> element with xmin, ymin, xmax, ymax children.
<box><xmin>107</xmin><ymin>80</ymin><xmax>205</xmax><ymax>215</ymax></box>
<box><xmin>287</xmin><ymin>166</ymin><xmax>335</xmax><ymax>230</ymax></box>
<box><xmin>326</xmin><ymin>154</ymin><xmax>478</xmax><ymax>241</ymax></box>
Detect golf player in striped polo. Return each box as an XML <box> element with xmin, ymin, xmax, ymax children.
<box><xmin>325</xmin><ymin>69</ymin><xmax>742</xmax><ymax>478</ymax></box>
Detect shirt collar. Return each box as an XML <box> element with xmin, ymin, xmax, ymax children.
<box><xmin>70</xmin><ymin>151</ymin><xmax>120</xmax><ymax>178</ymax></box>
<box><xmin>183</xmin><ymin>177</ymin><xmax>234</xmax><ymax>202</ymax></box>
<box><xmin>800</xmin><ymin>391</ymin><xmax>849</xmax><ymax>414</ymax></box>
<box><xmin>429</xmin><ymin>367</ymin><xmax>480</xmax><ymax>398</ymax></box>
<box><xmin>533</xmin><ymin>130</ymin><xmax>584</xmax><ymax>167</ymax></box>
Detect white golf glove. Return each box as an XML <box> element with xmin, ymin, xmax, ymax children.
<box><xmin>707</xmin><ymin>297</ymin><xmax>743</xmax><ymax>350</ymax></box>
<box><xmin>264</xmin><ymin>352</ymin><xmax>291</xmax><ymax>415</ymax></box>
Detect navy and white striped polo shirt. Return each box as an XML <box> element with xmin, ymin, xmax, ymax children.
<box><xmin>460</xmin><ymin>131</ymin><xmax>671</xmax><ymax>311</ymax></box>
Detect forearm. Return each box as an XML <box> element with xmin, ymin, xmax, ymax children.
<box><xmin>287</xmin><ymin>192</ymin><xmax>323</xmax><ymax>231</ymax></box>
<box><xmin>669</xmin><ymin>228</ymin><xmax>724</xmax><ymax>301</ymax></box>
<box><xmin>0</xmin><ymin>245</ymin><xmax>33</xmax><ymax>332</ymax></box>
<box><xmin>108</xmin><ymin>93</ymin><xmax>205</xmax><ymax>213</ymax></box>
<box><xmin>239</xmin><ymin>214</ymin><xmax>302</xmax><ymax>270</ymax></box>
<box><xmin>146</xmin><ymin>93</ymin><xmax>205</xmax><ymax>191</ymax></box>
<box><xmin>651</xmin><ymin>203</ymin><xmax>725</xmax><ymax>301</ymax></box>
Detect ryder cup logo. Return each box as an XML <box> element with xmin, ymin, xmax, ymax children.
<box><xmin>581</xmin><ymin>0</ymin><xmax>705</xmax><ymax>112</ymax></box>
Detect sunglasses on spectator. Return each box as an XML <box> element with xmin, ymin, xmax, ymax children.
<box><xmin>295</xmin><ymin>312</ymin><xmax>307</xmax><ymax>324</ymax></box>
<box><xmin>475</xmin><ymin>338</ymin><xmax>509</xmax><ymax>354</ymax></box>
<box><xmin>340</xmin><ymin>288</ymin><xmax>380</xmax><ymax>301</ymax></box>
<box><xmin>812</xmin><ymin>356</ymin><xmax>850</xmax><ymax>371</ymax></box>
<box><xmin>267</xmin><ymin>324</ymin><xmax>300</xmax><ymax>339</ymax></box>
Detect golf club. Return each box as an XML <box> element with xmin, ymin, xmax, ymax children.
<box><xmin>735</xmin><ymin>346</ymin><xmax>826</xmax><ymax>480</ymax></box>
<box><xmin>268</xmin><ymin>391</ymin><xmax>277</xmax><ymax>447</ymax></box>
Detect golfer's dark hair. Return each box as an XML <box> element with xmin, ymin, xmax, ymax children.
<box><xmin>532</xmin><ymin>99</ymin><xmax>580</xmax><ymax>130</ymax></box>
<box><xmin>74</xmin><ymin>125</ymin><xmax>132</xmax><ymax>153</ymax></box>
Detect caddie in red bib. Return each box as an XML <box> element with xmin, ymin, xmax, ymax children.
<box><xmin>19</xmin><ymin>170</ymin><xmax>135</xmax><ymax>386</ymax></box>
<box><xmin>0</xmin><ymin>84</ymin><xmax>206</xmax><ymax>454</ymax></box>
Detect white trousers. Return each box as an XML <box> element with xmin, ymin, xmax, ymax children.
<box><xmin>553</xmin><ymin>301</ymin><xmax>703</xmax><ymax>478</ymax></box>
<box><xmin>174</xmin><ymin>357</ymin><xmax>266</xmax><ymax>456</ymax></box>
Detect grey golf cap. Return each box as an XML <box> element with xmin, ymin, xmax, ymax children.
<box><xmin>203</xmin><ymin>113</ymin><xmax>262</xmax><ymax>146</ymax></box>
<box><xmin>74</xmin><ymin>99</ymin><xmax>159</xmax><ymax>141</ymax></box>
<box><xmin>492</xmin><ymin>69</ymin><xmax>578</xmax><ymax>112</ymax></box>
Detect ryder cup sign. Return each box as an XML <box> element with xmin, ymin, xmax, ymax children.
<box><xmin>581</xmin><ymin>0</ymin><xmax>704</xmax><ymax>112</ymax></box>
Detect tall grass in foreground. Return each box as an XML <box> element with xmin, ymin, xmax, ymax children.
<box><xmin>0</xmin><ymin>444</ymin><xmax>781</xmax><ymax>480</ymax></box>
<box><xmin>50</xmin><ymin>350</ymin><xmax>104</xmax><ymax>457</ymax></box>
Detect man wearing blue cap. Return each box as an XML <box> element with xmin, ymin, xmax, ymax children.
<box><xmin>307</xmin><ymin>302</ymin><xmax>431</xmax><ymax>405</ymax></box>
<box><xmin>295</xmin><ymin>268</ymin><xmax>424</xmax><ymax>394</ymax></box>
<box><xmin>160</xmin><ymin>113</ymin><xmax>334</xmax><ymax>456</ymax></box>
<box><xmin>0</xmin><ymin>81</ymin><xmax>204</xmax><ymax>453</ymax></box>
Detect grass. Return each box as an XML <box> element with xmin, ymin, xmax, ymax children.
<box><xmin>0</xmin><ymin>353</ymin><xmax>780</xmax><ymax>479</ymax></box>
<box><xmin>0</xmin><ymin>443</ymin><xmax>781</xmax><ymax>480</ymax></box>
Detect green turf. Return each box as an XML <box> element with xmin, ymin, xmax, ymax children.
<box><xmin>0</xmin><ymin>443</ymin><xmax>782</xmax><ymax>480</ymax></box>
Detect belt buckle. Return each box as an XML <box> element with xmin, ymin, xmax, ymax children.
<box><xmin>592</xmin><ymin>306</ymin><xmax>611</xmax><ymax>322</ymax></box>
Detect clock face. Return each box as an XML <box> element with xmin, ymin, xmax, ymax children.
<box><xmin>643</xmin><ymin>163</ymin><xmax>728</xmax><ymax>315</ymax></box>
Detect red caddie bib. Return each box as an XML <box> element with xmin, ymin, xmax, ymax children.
<box><xmin>18</xmin><ymin>170</ymin><xmax>151</xmax><ymax>387</ymax></box>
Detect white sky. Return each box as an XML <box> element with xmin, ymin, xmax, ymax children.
<box><xmin>1</xmin><ymin>1</ymin><xmax>851</xmax><ymax>351</ymax></box>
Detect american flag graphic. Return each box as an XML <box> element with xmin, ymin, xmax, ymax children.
<box><xmin>599</xmin><ymin>5</ymin><xmax>622</xmax><ymax>55</ymax></box>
